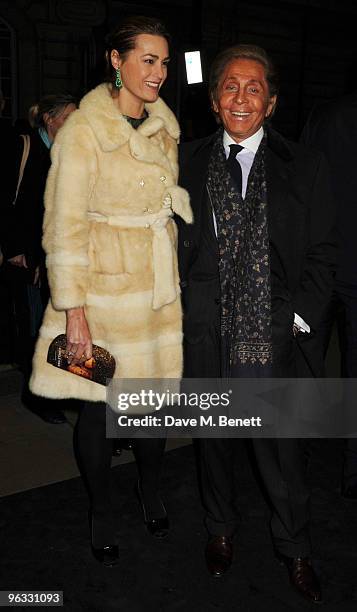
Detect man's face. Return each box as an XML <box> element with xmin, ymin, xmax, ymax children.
<box><xmin>212</xmin><ymin>58</ymin><xmax>276</xmax><ymax>142</ymax></box>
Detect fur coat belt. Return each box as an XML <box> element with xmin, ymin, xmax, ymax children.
<box><xmin>87</xmin><ymin>203</ymin><xmax>180</xmax><ymax>310</ymax></box>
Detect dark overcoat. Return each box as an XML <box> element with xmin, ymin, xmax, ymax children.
<box><xmin>177</xmin><ymin>127</ymin><xmax>337</xmax><ymax>377</ymax></box>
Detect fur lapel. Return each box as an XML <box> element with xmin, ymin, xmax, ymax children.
<box><xmin>79</xmin><ymin>84</ymin><xmax>180</xmax><ymax>175</ymax></box>
<box><xmin>129</xmin><ymin>124</ymin><xmax>176</xmax><ymax>175</ymax></box>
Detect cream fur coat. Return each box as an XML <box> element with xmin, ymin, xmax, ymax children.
<box><xmin>30</xmin><ymin>83</ymin><xmax>192</xmax><ymax>402</ymax></box>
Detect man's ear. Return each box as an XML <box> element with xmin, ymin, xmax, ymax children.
<box><xmin>211</xmin><ymin>95</ymin><xmax>218</xmax><ymax>114</ymax></box>
<box><xmin>265</xmin><ymin>95</ymin><xmax>277</xmax><ymax>119</ymax></box>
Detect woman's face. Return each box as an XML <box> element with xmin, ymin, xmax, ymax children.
<box><xmin>111</xmin><ymin>34</ymin><xmax>170</xmax><ymax>113</ymax></box>
<box><xmin>45</xmin><ymin>103</ymin><xmax>76</xmax><ymax>141</ymax></box>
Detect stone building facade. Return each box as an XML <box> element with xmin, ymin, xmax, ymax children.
<box><xmin>0</xmin><ymin>0</ymin><xmax>356</xmax><ymax>138</ymax></box>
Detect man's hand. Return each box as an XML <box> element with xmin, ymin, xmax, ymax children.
<box><xmin>66</xmin><ymin>307</ymin><xmax>92</xmax><ymax>365</ymax></box>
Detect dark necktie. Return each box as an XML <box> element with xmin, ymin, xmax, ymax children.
<box><xmin>227</xmin><ymin>144</ymin><xmax>244</xmax><ymax>195</ymax></box>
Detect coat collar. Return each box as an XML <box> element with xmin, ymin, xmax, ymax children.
<box><xmin>265</xmin><ymin>126</ymin><xmax>294</xmax><ymax>225</ymax></box>
<box><xmin>79</xmin><ymin>83</ymin><xmax>180</xmax><ymax>152</ymax></box>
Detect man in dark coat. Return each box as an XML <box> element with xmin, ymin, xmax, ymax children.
<box><xmin>301</xmin><ymin>93</ymin><xmax>357</xmax><ymax>499</ymax></box>
<box><xmin>177</xmin><ymin>44</ymin><xmax>336</xmax><ymax>604</ymax></box>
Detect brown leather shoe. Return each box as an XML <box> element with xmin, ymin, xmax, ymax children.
<box><xmin>276</xmin><ymin>551</ymin><xmax>322</xmax><ymax>604</ymax></box>
<box><xmin>205</xmin><ymin>536</ymin><xmax>233</xmax><ymax>578</ymax></box>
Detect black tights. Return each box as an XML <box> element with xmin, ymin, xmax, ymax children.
<box><xmin>73</xmin><ymin>402</ymin><xmax>166</xmax><ymax>545</ymax></box>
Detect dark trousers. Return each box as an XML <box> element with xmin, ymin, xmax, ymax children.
<box><xmin>318</xmin><ymin>285</ymin><xmax>357</xmax><ymax>484</ymax></box>
<box><xmin>73</xmin><ymin>401</ymin><xmax>166</xmax><ymax>547</ymax></box>
<box><xmin>0</xmin><ymin>263</ymin><xmax>32</xmax><ymax>371</ymax></box>
<box><xmin>184</xmin><ymin>323</ymin><xmax>311</xmax><ymax>557</ymax></box>
<box><xmin>197</xmin><ymin>437</ymin><xmax>310</xmax><ymax>556</ymax></box>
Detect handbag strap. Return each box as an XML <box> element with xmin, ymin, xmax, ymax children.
<box><xmin>12</xmin><ymin>134</ymin><xmax>30</xmax><ymax>205</ymax></box>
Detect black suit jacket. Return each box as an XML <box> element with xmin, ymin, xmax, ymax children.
<box><xmin>177</xmin><ymin>127</ymin><xmax>336</xmax><ymax>375</ymax></box>
<box><xmin>300</xmin><ymin>92</ymin><xmax>357</xmax><ymax>287</ymax></box>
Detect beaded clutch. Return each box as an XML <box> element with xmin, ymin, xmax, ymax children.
<box><xmin>47</xmin><ymin>334</ymin><xmax>116</xmax><ymax>385</ymax></box>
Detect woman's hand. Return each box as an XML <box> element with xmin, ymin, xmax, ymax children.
<box><xmin>8</xmin><ymin>254</ymin><xmax>28</xmax><ymax>268</ymax></box>
<box><xmin>66</xmin><ymin>307</ymin><xmax>92</xmax><ymax>365</ymax></box>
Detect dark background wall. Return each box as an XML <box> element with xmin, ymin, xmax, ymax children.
<box><xmin>0</xmin><ymin>0</ymin><xmax>356</xmax><ymax>140</ymax></box>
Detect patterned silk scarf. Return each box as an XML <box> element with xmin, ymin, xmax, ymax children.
<box><xmin>207</xmin><ymin>129</ymin><xmax>273</xmax><ymax>377</ymax></box>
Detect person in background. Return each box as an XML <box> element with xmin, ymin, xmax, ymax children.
<box><xmin>3</xmin><ymin>94</ymin><xmax>76</xmax><ymax>423</ymax></box>
<box><xmin>29</xmin><ymin>16</ymin><xmax>192</xmax><ymax>565</ymax></box>
<box><xmin>177</xmin><ymin>44</ymin><xmax>336</xmax><ymax>604</ymax></box>
<box><xmin>0</xmin><ymin>88</ymin><xmax>17</xmax><ymax>364</ymax></box>
<box><xmin>301</xmin><ymin>93</ymin><xmax>357</xmax><ymax>499</ymax></box>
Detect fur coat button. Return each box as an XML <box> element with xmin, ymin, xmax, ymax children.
<box><xmin>162</xmin><ymin>194</ymin><xmax>172</xmax><ymax>208</ymax></box>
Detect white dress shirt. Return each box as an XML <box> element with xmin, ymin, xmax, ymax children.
<box><xmin>210</xmin><ymin>128</ymin><xmax>310</xmax><ymax>334</ymax></box>
<box><xmin>223</xmin><ymin>127</ymin><xmax>264</xmax><ymax>198</ymax></box>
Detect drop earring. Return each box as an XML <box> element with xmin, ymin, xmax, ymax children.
<box><xmin>115</xmin><ymin>67</ymin><xmax>123</xmax><ymax>90</ymax></box>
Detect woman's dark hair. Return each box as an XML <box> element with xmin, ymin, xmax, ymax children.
<box><xmin>209</xmin><ymin>44</ymin><xmax>279</xmax><ymax>105</ymax></box>
<box><xmin>104</xmin><ymin>15</ymin><xmax>171</xmax><ymax>85</ymax></box>
<box><xmin>28</xmin><ymin>93</ymin><xmax>76</xmax><ymax>128</ymax></box>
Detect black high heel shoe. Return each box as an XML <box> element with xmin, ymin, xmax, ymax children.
<box><xmin>135</xmin><ymin>481</ymin><xmax>169</xmax><ymax>538</ymax></box>
<box><xmin>89</xmin><ymin>512</ymin><xmax>119</xmax><ymax>567</ymax></box>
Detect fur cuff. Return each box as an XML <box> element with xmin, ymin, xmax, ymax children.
<box><xmin>165</xmin><ymin>185</ymin><xmax>193</xmax><ymax>224</ymax></box>
<box><xmin>47</xmin><ymin>265</ymin><xmax>88</xmax><ymax>311</ymax></box>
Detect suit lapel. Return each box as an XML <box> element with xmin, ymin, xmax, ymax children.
<box><xmin>196</xmin><ymin>140</ymin><xmax>219</xmax><ymax>258</ymax></box>
<box><xmin>266</xmin><ymin>147</ymin><xmax>289</xmax><ymax>224</ymax></box>
<box><xmin>204</xmin><ymin>184</ymin><xmax>219</xmax><ymax>256</ymax></box>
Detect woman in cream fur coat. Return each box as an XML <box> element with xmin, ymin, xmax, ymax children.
<box><xmin>30</xmin><ymin>16</ymin><xmax>192</xmax><ymax>565</ymax></box>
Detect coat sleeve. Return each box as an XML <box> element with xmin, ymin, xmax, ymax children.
<box><xmin>43</xmin><ymin>119</ymin><xmax>97</xmax><ymax>311</ymax></box>
<box><xmin>292</xmin><ymin>152</ymin><xmax>337</xmax><ymax>332</ymax></box>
